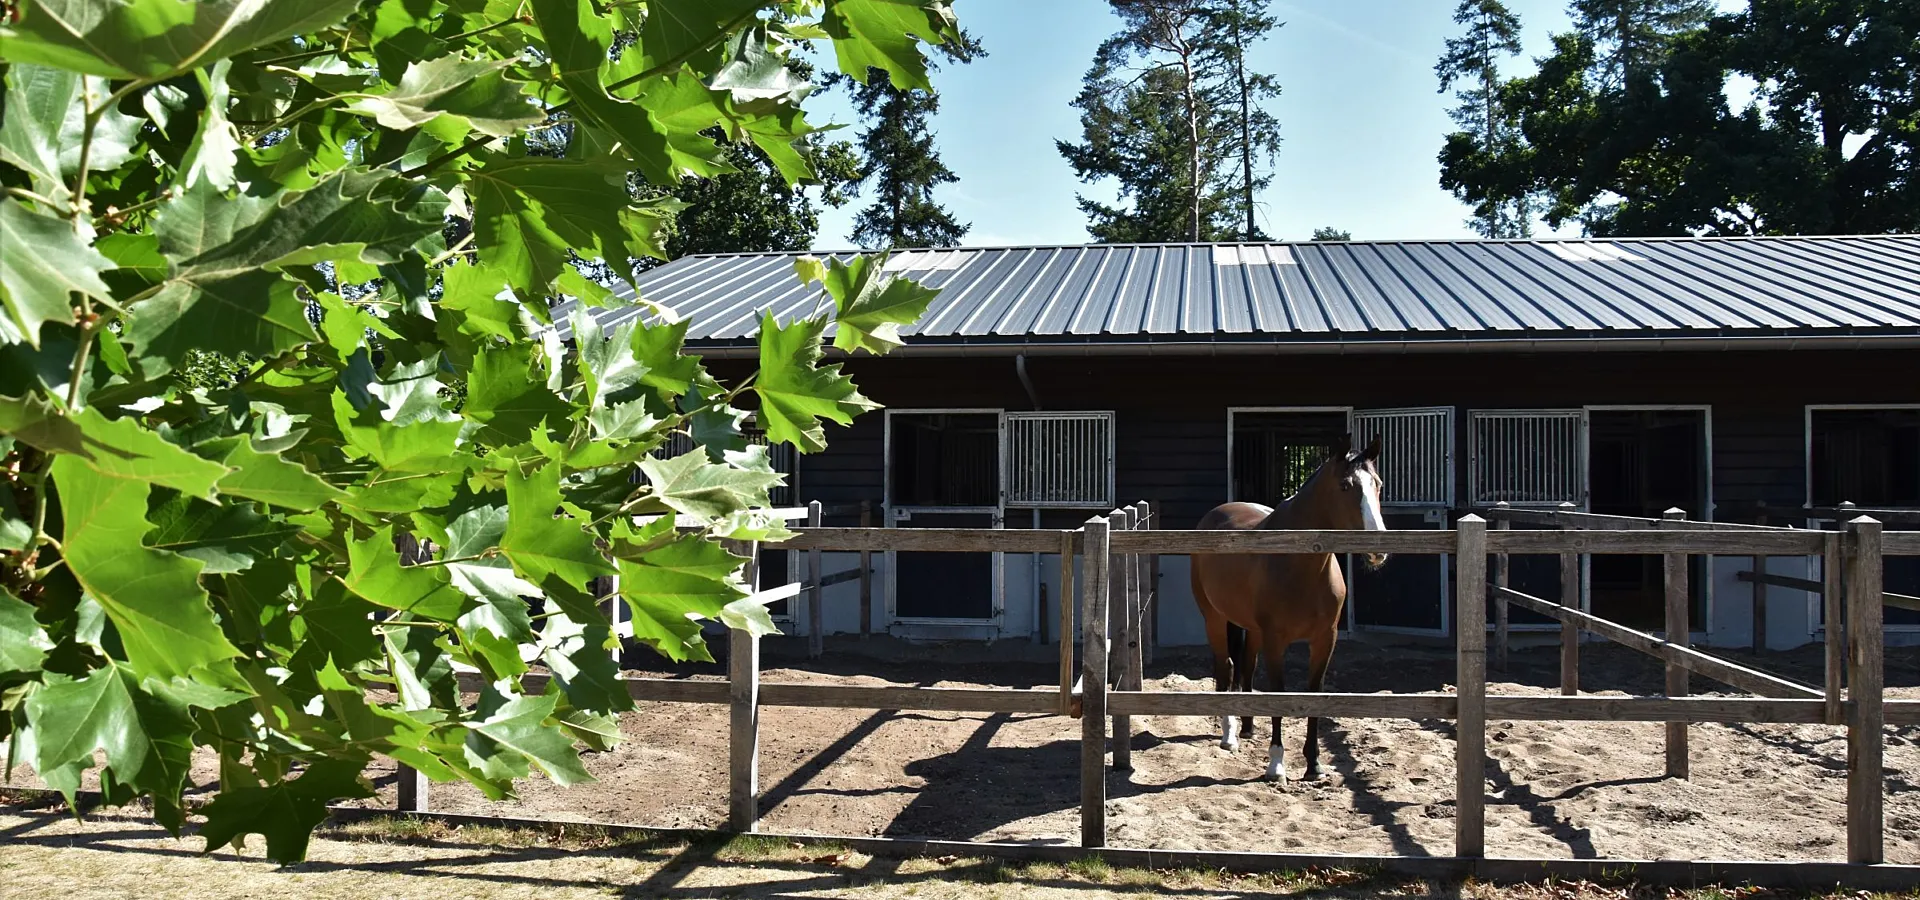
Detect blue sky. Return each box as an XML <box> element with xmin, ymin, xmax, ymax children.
<box><xmin>801</xmin><ymin>0</ymin><xmax>1597</xmax><ymax>250</ymax></box>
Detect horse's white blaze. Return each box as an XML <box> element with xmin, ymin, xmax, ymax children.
<box><xmin>1220</xmin><ymin>715</ymin><xmax>1239</xmax><ymax>750</ymax></box>
<box><xmin>1357</xmin><ymin>470</ymin><xmax>1386</xmax><ymax>531</ymax></box>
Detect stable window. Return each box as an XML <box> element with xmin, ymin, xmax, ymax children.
<box><xmin>1468</xmin><ymin>410</ymin><xmax>1587</xmax><ymax>507</ymax></box>
<box><xmin>1004</xmin><ymin>412</ymin><xmax>1115</xmax><ymax>509</ymax></box>
<box><xmin>1229</xmin><ymin>410</ymin><xmax>1347</xmax><ymax>504</ymax></box>
<box><xmin>1351</xmin><ymin>407</ymin><xmax>1454</xmax><ymax>508</ymax></box>
<box><xmin>888</xmin><ymin>412</ymin><xmax>1001</xmax><ymax>508</ymax></box>
<box><xmin>1809</xmin><ymin>407</ymin><xmax>1920</xmax><ymax>508</ymax></box>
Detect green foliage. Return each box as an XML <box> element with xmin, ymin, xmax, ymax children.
<box><xmin>1308</xmin><ymin>226</ymin><xmax>1351</xmax><ymax>241</ymax></box>
<box><xmin>0</xmin><ymin>0</ymin><xmax>958</xmax><ymax>865</ymax></box>
<box><xmin>1440</xmin><ymin>0</ymin><xmax>1920</xmax><ymax>236</ymax></box>
<box><xmin>1057</xmin><ymin>0</ymin><xmax>1283</xmax><ymax>243</ymax></box>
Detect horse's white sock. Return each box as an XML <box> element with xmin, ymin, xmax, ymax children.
<box><xmin>1266</xmin><ymin>732</ymin><xmax>1286</xmax><ymax>781</ymax></box>
<box><xmin>1219</xmin><ymin>715</ymin><xmax>1239</xmax><ymax>750</ymax></box>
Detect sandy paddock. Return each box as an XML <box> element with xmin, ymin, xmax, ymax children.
<box><xmin>8</xmin><ymin>638</ymin><xmax>1919</xmax><ymax>864</ymax></box>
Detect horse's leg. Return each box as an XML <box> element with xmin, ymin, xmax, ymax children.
<box><xmin>1196</xmin><ymin>583</ymin><xmax>1240</xmax><ymax>751</ymax></box>
<box><xmin>1227</xmin><ymin>621</ymin><xmax>1255</xmax><ymax>741</ymax></box>
<box><xmin>1302</xmin><ymin>628</ymin><xmax>1338</xmax><ymax>782</ymax></box>
<box><xmin>1259</xmin><ymin>630</ymin><xmax>1291</xmax><ymax>783</ymax></box>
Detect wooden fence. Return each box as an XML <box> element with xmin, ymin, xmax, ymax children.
<box><xmin>386</xmin><ymin>505</ymin><xmax>1919</xmax><ymax>884</ymax></box>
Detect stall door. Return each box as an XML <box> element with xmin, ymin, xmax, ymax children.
<box><xmin>885</xmin><ymin>411</ymin><xmax>1004</xmax><ymax>624</ymax></box>
<box><xmin>1349</xmin><ymin>408</ymin><xmax>1454</xmax><ymax>634</ymax></box>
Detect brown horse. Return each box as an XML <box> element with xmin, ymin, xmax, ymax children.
<box><xmin>1190</xmin><ymin>434</ymin><xmax>1386</xmax><ymax>783</ymax></box>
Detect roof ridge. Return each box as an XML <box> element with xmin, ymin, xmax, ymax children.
<box><xmin>677</xmin><ymin>233</ymin><xmax>1920</xmax><ymax>261</ymax></box>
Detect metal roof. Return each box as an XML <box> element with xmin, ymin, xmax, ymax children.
<box><xmin>560</xmin><ymin>235</ymin><xmax>1920</xmax><ymax>354</ymax></box>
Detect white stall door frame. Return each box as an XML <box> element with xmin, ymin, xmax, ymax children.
<box><xmin>883</xmin><ymin>408</ymin><xmax>1006</xmax><ymax>629</ymax></box>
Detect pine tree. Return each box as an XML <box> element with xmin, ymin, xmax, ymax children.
<box><xmin>838</xmin><ymin>33</ymin><xmax>984</xmax><ymax>249</ymax></box>
<box><xmin>1207</xmin><ymin>0</ymin><xmax>1284</xmax><ymax>241</ymax></box>
<box><xmin>1057</xmin><ymin>0</ymin><xmax>1282</xmax><ymax>243</ymax></box>
<box><xmin>1436</xmin><ymin>0</ymin><xmax>1532</xmax><ymax>238</ymax></box>
<box><xmin>1310</xmin><ymin>226</ymin><xmax>1352</xmax><ymax>241</ymax></box>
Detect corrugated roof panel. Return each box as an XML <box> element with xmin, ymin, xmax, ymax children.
<box><xmin>1211</xmin><ymin>248</ymin><xmax>1256</xmax><ymax>333</ymax></box>
<box><xmin>1396</xmin><ymin>243</ymin><xmax>1527</xmax><ymax>330</ymax></box>
<box><xmin>1747</xmin><ymin>239</ymin><xmax>1920</xmax><ymax>325</ymax></box>
<box><xmin>1292</xmin><ymin>250</ymin><xmax>1373</xmax><ymax>332</ymax></box>
<box><xmin>1365</xmin><ymin>243</ymin><xmax>1485</xmax><ymax>331</ymax></box>
<box><xmin>1332</xmin><ymin>244</ymin><xmax>1443</xmax><ymax>332</ymax></box>
<box><xmin>955</xmin><ymin>248</ymin><xmax>1053</xmax><ymax>335</ymax></box>
<box><xmin>1512</xmin><ymin>242</ymin><xmax>1692</xmax><ymax>330</ymax></box>
<box><xmin>1317</xmin><ymin>244</ymin><xmax>1421</xmax><ymax>331</ymax></box>
<box><xmin>1172</xmin><ymin>245</ymin><xmax>1211</xmax><ymax>333</ymax></box>
<box><xmin>1449</xmin><ymin>243</ymin><xmax>1593</xmax><ymax>329</ymax></box>
<box><xmin>1632</xmin><ymin>240</ymin><xmax>1847</xmax><ymax>328</ymax></box>
<box><xmin>579</xmin><ymin>235</ymin><xmax>1920</xmax><ymax>347</ymax></box>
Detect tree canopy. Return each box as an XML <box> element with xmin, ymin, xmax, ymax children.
<box><xmin>835</xmin><ymin>31</ymin><xmax>983</xmax><ymax>249</ymax></box>
<box><xmin>0</xmin><ymin>0</ymin><xmax>959</xmax><ymax>864</ymax></box>
<box><xmin>1441</xmin><ymin>0</ymin><xmax>1920</xmax><ymax>236</ymax></box>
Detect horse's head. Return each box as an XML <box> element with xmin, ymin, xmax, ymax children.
<box><xmin>1299</xmin><ymin>433</ymin><xmax>1388</xmax><ymax>569</ymax></box>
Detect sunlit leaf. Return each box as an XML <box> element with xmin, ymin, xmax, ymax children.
<box><xmin>0</xmin><ymin>199</ymin><xmax>112</xmax><ymax>346</ymax></box>
<box><xmin>822</xmin><ymin>0</ymin><xmax>956</xmax><ymax>91</ymax></box>
<box><xmin>0</xmin><ymin>0</ymin><xmax>365</xmax><ymax>80</ymax></box>
<box><xmin>636</xmin><ymin>448</ymin><xmax>781</xmax><ymax>523</ymax></box>
<box><xmin>814</xmin><ymin>252</ymin><xmax>937</xmax><ymax>354</ymax></box>
<box><xmin>346</xmin><ymin>54</ymin><xmax>543</xmax><ymax>136</ymax></box>
<box><xmin>753</xmin><ymin>312</ymin><xmax>878</xmax><ymax>453</ymax></box>
<box><xmin>465</xmin><ymin>692</ymin><xmax>593</xmax><ymax>786</ymax></box>
<box><xmin>0</xmin><ymin>588</ymin><xmax>53</xmax><ymax>674</ymax></box>
<box><xmin>51</xmin><ymin>456</ymin><xmax>242</xmax><ymax>682</ymax></box>
<box><xmin>340</xmin><ymin>527</ymin><xmax>471</xmax><ymax>621</ymax></box>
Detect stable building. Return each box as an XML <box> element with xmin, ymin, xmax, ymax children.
<box><xmin>569</xmin><ymin>236</ymin><xmax>1920</xmax><ymax>650</ymax></box>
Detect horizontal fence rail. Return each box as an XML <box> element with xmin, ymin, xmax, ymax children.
<box><xmin>1481</xmin><ymin>506</ymin><xmax>1795</xmax><ymax>532</ymax></box>
<box><xmin>770</xmin><ymin>527</ymin><xmax>1079</xmax><ymax>554</ymax></box>
<box><xmin>1497</xmin><ymin>587</ymin><xmax>1822</xmax><ymax>701</ymax></box>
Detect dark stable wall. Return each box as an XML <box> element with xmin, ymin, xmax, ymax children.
<box><xmin>707</xmin><ymin>348</ymin><xmax>1920</xmax><ymax>528</ymax></box>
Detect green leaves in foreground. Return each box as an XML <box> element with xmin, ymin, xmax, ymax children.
<box><xmin>754</xmin><ymin>313</ymin><xmax>878</xmax><ymax>453</ymax></box>
<box><xmin>0</xmin><ymin>0</ymin><xmax>958</xmax><ymax>867</ymax></box>
<box><xmin>798</xmin><ymin>253</ymin><xmax>938</xmax><ymax>355</ymax></box>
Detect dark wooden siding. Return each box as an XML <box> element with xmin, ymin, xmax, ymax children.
<box><xmin>711</xmin><ymin>349</ymin><xmax>1919</xmax><ymax>525</ymax></box>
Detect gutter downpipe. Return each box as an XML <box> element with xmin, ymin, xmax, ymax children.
<box><xmin>1017</xmin><ymin>354</ymin><xmax>1045</xmax><ymax>645</ymax></box>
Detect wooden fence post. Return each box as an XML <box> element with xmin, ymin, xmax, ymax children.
<box><xmin>1112</xmin><ymin>507</ymin><xmax>1139</xmax><ymax>772</ymax></box>
<box><xmin>1455</xmin><ymin>515</ymin><xmax>1488</xmax><ymax>860</ymax></box>
<box><xmin>1559</xmin><ymin>502</ymin><xmax>1580</xmax><ymax>696</ymax></box>
<box><xmin>1753</xmin><ymin>506</ymin><xmax>1769</xmax><ymax>654</ymax></box>
<box><xmin>859</xmin><ymin>500</ymin><xmax>873</xmax><ymax>638</ymax></box>
<box><xmin>1494</xmin><ymin>504</ymin><xmax>1510</xmax><ymax>673</ymax></box>
<box><xmin>396</xmin><ymin>765</ymin><xmax>429</xmax><ymax>812</ymax></box>
<box><xmin>1847</xmin><ymin>515</ymin><xmax>1884</xmax><ymax>865</ymax></box>
<box><xmin>729</xmin><ymin>541</ymin><xmax>763</xmax><ymax>833</ymax></box>
<box><xmin>807</xmin><ymin>500</ymin><xmax>824</xmax><ymax>659</ymax></box>
<box><xmin>1059</xmin><ymin>529</ymin><xmax>1077</xmax><ymax>716</ymax></box>
<box><xmin>1663</xmin><ymin>507</ymin><xmax>1690</xmax><ymax>780</ymax></box>
<box><xmin>1143</xmin><ymin>500</ymin><xmax>1158</xmax><ymax>669</ymax></box>
<box><xmin>1080</xmin><ymin>514</ymin><xmax>1112</xmax><ymax>849</ymax></box>
<box><xmin>1824</xmin><ymin>531</ymin><xmax>1845</xmax><ymax>726</ymax></box>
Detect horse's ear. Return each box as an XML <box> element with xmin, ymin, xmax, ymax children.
<box><xmin>1361</xmin><ymin>434</ymin><xmax>1383</xmax><ymax>462</ymax></box>
<box><xmin>1340</xmin><ymin>432</ymin><xmax>1354</xmax><ymax>460</ymax></box>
